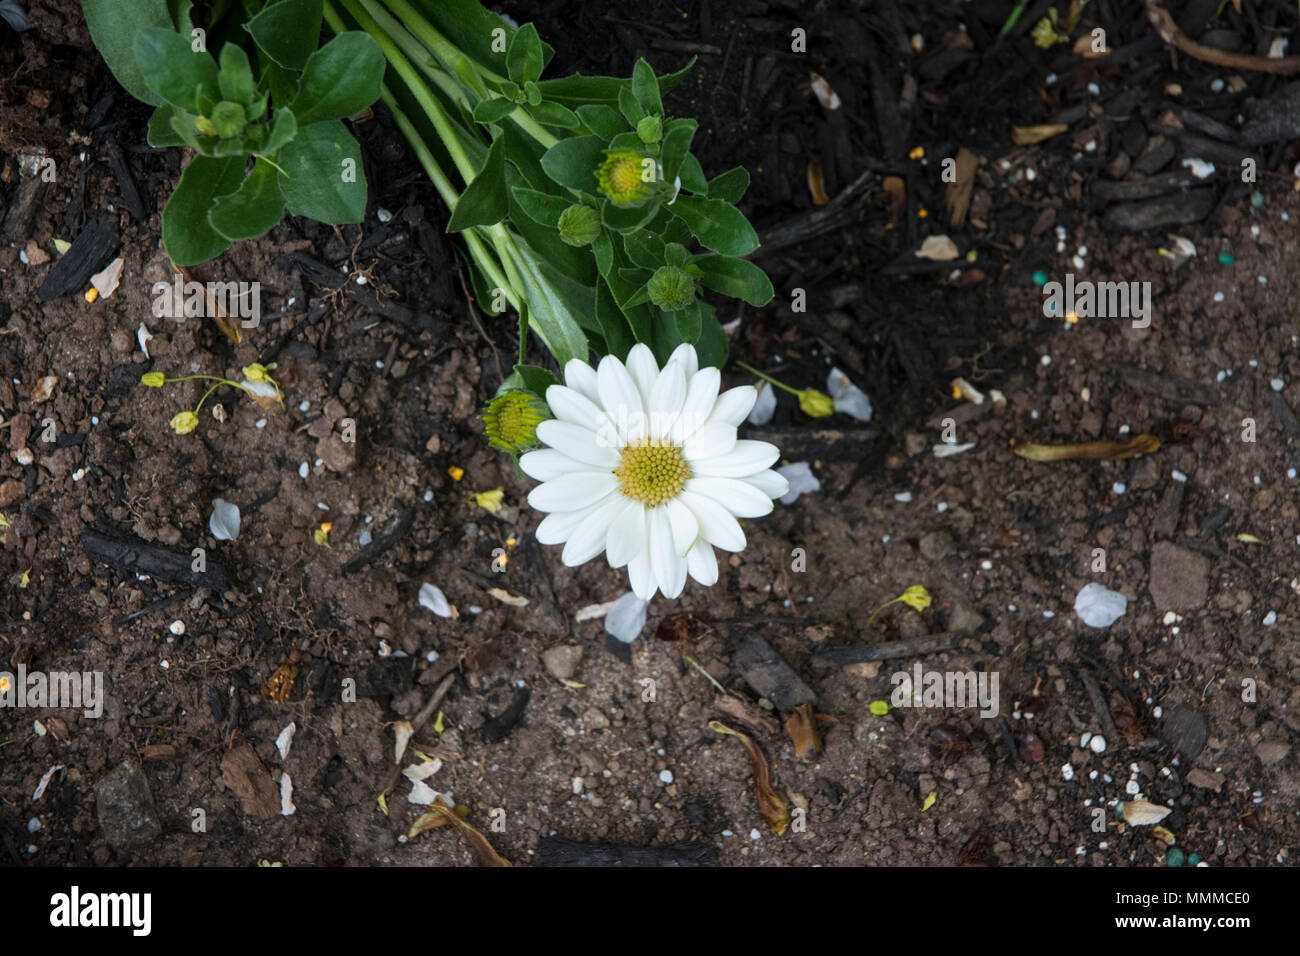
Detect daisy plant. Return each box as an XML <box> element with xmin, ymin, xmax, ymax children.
<box><xmin>320</xmin><ymin>0</ymin><xmax>783</xmax><ymax>600</ymax></box>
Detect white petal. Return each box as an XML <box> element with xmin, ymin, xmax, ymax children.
<box><xmin>519</xmin><ymin>448</ymin><xmax>589</xmax><ymax>482</ymax></box>
<box><xmin>627</xmin><ymin>551</ymin><xmax>657</xmax><ymax>600</ymax></box>
<box><xmin>679</xmin><ymin>490</ymin><xmax>747</xmax><ymax>552</ymax></box>
<box><xmin>663</xmin><ymin>498</ymin><xmax>699</xmax><ymax>555</ymax></box>
<box><xmin>597</xmin><ymin>354</ymin><xmax>647</xmax><ymax>442</ymax></box>
<box><xmin>746</xmin><ymin>381</ymin><xmax>777</xmax><ymax>425</ymax></box>
<box><xmin>536</xmin><ymin>420</ymin><xmax>619</xmax><ymax>468</ymax></box>
<box><xmin>561</xmin><ymin>495</ymin><xmax>627</xmax><ymax>566</ymax></box>
<box><xmin>624</xmin><ymin>343</ymin><xmax>660</xmax><ymax>408</ymax></box>
<box><xmin>661</xmin><ymin>547</ymin><xmax>688</xmax><ymax>598</ymax></box>
<box><xmin>648</xmin><ymin>507</ymin><xmax>683</xmax><ymax>600</ymax></box>
<box><xmin>536</xmin><ymin>495</ymin><xmax>612</xmax><ymax>545</ymax></box>
<box><xmin>647</xmin><ymin>361</ymin><xmax>686</xmax><ymax>439</ymax></box>
<box><xmin>673</xmin><ymin>367</ymin><xmax>721</xmax><ymax>442</ymax></box>
<box><xmin>685</xmin><ymin>476</ymin><xmax>774</xmax><ymax>518</ymax></box>
<box><xmin>742</xmin><ymin>468</ymin><xmax>791</xmax><ymax>500</ymax></box>
<box><xmin>528</xmin><ymin>472</ymin><xmax>617</xmax><ymax>512</ymax></box>
<box><xmin>605</xmin><ymin>499</ymin><xmax>647</xmax><ymax>568</ymax></box>
<box><xmin>605</xmin><ymin>591</ymin><xmax>648</xmax><ymax>643</ymax></box>
<box><xmin>686</xmin><ymin>540</ymin><xmax>718</xmax><ymax>586</ymax></box>
<box><xmin>690</xmin><ymin>439</ymin><xmax>779</xmax><ymax>477</ymax></box>
<box><xmin>776</xmin><ymin>462</ymin><xmax>819</xmax><ymax>504</ymax></box>
<box><xmin>707</xmin><ymin>384</ymin><xmax>758</xmax><ymax>427</ymax></box>
<box><xmin>545</xmin><ymin>384</ymin><xmax>605</xmax><ymax>427</ymax></box>
<box><xmin>563</xmin><ymin>359</ymin><xmax>601</xmax><ymax>405</ymax></box>
<box><xmin>683</xmin><ymin>422</ymin><xmax>737</xmax><ymax>461</ymax></box>
<box><xmin>666</xmin><ymin>343</ymin><xmax>699</xmax><ymax>381</ymax></box>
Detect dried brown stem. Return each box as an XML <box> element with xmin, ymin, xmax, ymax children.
<box><xmin>1144</xmin><ymin>0</ymin><xmax>1300</xmax><ymax>74</ymax></box>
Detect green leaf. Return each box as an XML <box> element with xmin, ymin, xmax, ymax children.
<box><xmin>622</xmin><ymin>230</ymin><xmax>665</xmax><ymax>270</ymax></box>
<box><xmin>507</xmin><ymin>23</ymin><xmax>544</xmax><ymax>85</ymax></box>
<box><xmin>708</xmin><ymin>166</ymin><xmax>750</xmax><ymax>203</ymax></box>
<box><xmin>690</xmin><ymin>255</ymin><xmax>774</xmax><ymax>306</ymax></box>
<box><xmin>674</xmin><ymin>300</ymin><xmax>703</xmax><ymax>343</ymax></box>
<box><xmin>602</xmin><ymin>199</ymin><xmax>659</xmax><ymax>235</ymax></box>
<box><xmin>448</xmin><ymin>135</ymin><xmax>509</xmax><ymax>231</ymax></box>
<box><xmin>511</xmin><ymin>364</ymin><xmax>560</xmax><ymax>398</ymax></box>
<box><xmin>209</xmin><ymin>157</ymin><xmax>285</xmax><ymax>241</ymax></box>
<box><xmin>82</xmin><ymin>0</ymin><xmax>172</xmax><ymax>107</ymax></box>
<box><xmin>664</xmin><ymin>242</ymin><xmax>689</xmax><ymax>267</ymax></box>
<box><xmin>472</xmin><ymin>97</ymin><xmax>518</xmax><ymax>125</ymax></box>
<box><xmin>574</xmin><ymin>104</ymin><xmax>626</xmax><ymax>140</ymax></box>
<box><xmin>617</xmin><ymin>86</ymin><xmax>644</xmax><ymax>128</ymax></box>
<box><xmin>668</xmin><ymin>196</ymin><xmax>760</xmax><ymax>256</ymax></box>
<box><xmin>289</xmin><ymin>32</ymin><xmax>384</xmax><ymax>126</ymax></box>
<box><xmin>245</xmin><ymin>0</ymin><xmax>322</xmax><ymax>70</ymax></box>
<box><xmin>534</xmin><ymin>59</ymin><xmax>694</xmax><ymax>107</ymax></box>
<box><xmin>277</xmin><ymin>121</ymin><xmax>367</xmax><ymax>224</ymax></box>
<box><xmin>540</xmin><ymin>135</ymin><xmax>605</xmax><ymax>195</ymax></box>
<box><xmin>135</xmin><ymin>27</ymin><xmax>219</xmax><ymax>114</ymax></box>
<box><xmin>660</xmin><ymin>119</ymin><xmax>697</xmax><ymax>184</ymax></box>
<box><xmin>594</xmin><ymin>280</ymin><xmax>634</xmax><ymax>359</ymax></box>
<box><xmin>505</xmin><ymin>242</ymin><xmax>589</xmax><ymax>369</ymax></box>
<box><xmin>262</xmin><ymin>107</ymin><xmax>297</xmax><ymax>154</ymax></box>
<box><xmin>511</xmin><ymin>187</ymin><xmax>565</xmax><ymax>228</ymax></box>
<box><xmin>592</xmin><ymin>230</ymin><xmax>614</xmax><ymax>278</ymax></box>
<box><xmin>694</xmin><ymin>305</ymin><xmax>729</xmax><ymax>369</ymax></box>
<box><xmin>162</xmin><ymin>155</ymin><xmax>244</xmax><ymax>265</ymax></box>
<box><xmin>527</xmin><ymin>100</ymin><xmax>580</xmax><ymax>129</ymax></box>
<box><xmin>523</xmin><ymin>80</ymin><xmax>543</xmax><ymax>106</ymax></box>
<box><xmin>148</xmin><ymin>104</ymin><xmax>189</xmax><ymax>147</ymax></box>
<box><xmin>678</xmin><ymin>154</ymin><xmax>709</xmax><ymax>194</ymax></box>
<box><xmin>631</xmin><ymin>58</ymin><xmax>663</xmax><ymax>117</ymax></box>
<box><xmin>218</xmin><ymin>43</ymin><xmax>256</xmax><ymax>107</ymax></box>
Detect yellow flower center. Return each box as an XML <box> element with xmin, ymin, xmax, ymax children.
<box><xmin>598</xmin><ymin>150</ymin><xmax>652</xmax><ymax>205</ymax></box>
<box><xmin>615</xmin><ymin>439</ymin><xmax>690</xmax><ymax>506</ymax></box>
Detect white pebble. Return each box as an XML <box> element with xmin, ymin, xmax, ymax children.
<box><xmin>169</xmin><ymin>620</ymin><xmax>185</xmax><ymax>636</ymax></box>
<box><xmin>893</xmin><ymin>491</ymin><xmax>913</xmax><ymax>503</ymax></box>
<box><xmin>1271</xmin><ymin>378</ymin><xmax>1285</xmax><ymax>391</ymax></box>
<box><xmin>1113</xmin><ymin>482</ymin><xmax>1126</xmax><ymax>495</ymax></box>
<box><xmin>1262</xmin><ymin>610</ymin><xmax>1277</xmax><ymax>627</ymax></box>
<box><xmin>1089</xmin><ymin>735</ymin><xmax>1107</xmax><ymax>754</ymax></box>
<box><xmin>1213</xmin><ymin>292</ymin><xmax>1225</xmax><ymax>303</ymax></box>
<box><xmin>1062</xmin><ymin>764</ymin><xmax>1075</xmax><ymax>781</ymax></box>
<box><xmin>255</xmin><ymin>418</ymin><xmax>267</xmax><ymax>428</ymax></box>
<box><xmin>1040</xmin><ymin>355</ymin><xmax>1052</xmax><ymax>366</ymax></box>
<box><xmin>1172</xmin><ymin>470</ymin><xmax>1188</xmax><ymax>483</ymax></box>
<box><xmin>299</xmin><ymin>462</ymin><xmax>309</xmax><ymax>479</ymax></box>
<box><xmin>749</xmin><ymin>828</ymin><xmax>762</xmax><ymax>840</ymax></box>
<box><xmin>659</xmin><ymin>770</ymin><xmax>674</xmax><ymax>784</ymax></box>
<box><xmin>377</xmin><ymin>208</ymin><xmax>393</xmax><ymax>223</ymax></box>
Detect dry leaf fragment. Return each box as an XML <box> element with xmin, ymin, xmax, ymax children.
<box><xmin>784</xmin><ymin>701</ymin><xmax>824</xmax><ymax>758</ymax></box>
<box><xmin>1120</xmin><ymin>798</ymin><xmax>1173</xmax><ymax>826</ymax></box>
<box><xmin>1012</xmin><ymin>124</ymin><xmax>1068</xmax><ymax>145</ymax></box>
<box><xmin>90</xmin><ymin>256</ymin><xmax>124</xmax><ymax>298</ymax></box>
<box><xmin>1012</xmin><ymin>433</ymin><xmax>1159</xmax><ymax>462</ymax></box>
<box><xmin>408</xmin><ymin>798</ymin><xmax>511</xmax><ymax>866</ymax></box>
<box><xmin>709</xmin><ymin>719</ymin><xmax>790</xmax><ymax>835</ymax></box>
<box><xmin>486</xmin><ymin>586</ymin><xmax>529</xmax><ymax>607</ymax></box>
<box><xmin>809</xmin><ymin>72</ymin><xmax>841</xmax><ymax>110</ymax></box>
<box><xmin>916</xmin><ymin>235</ymin><xmax>959</xmax><ymax>261</ymax></box>
<box><xmin>882</xmin><ymin>175</ymin><xmax>906</xmax><ymax>225</ymax></box>
<box><xmin>393</xmin><ymin>720</ymin><xmax>415</xmax><ymax>762</ymax></box>
<box><xmin>945</xmin><ymin>148</ymin><xmax>980</xmax><ymax>225</ymax></box>
<box><xmin>261</xmin><ymin>650</ymin><xmax>301</xmax><ymax>702</ymax></box>
<box><xmin>806</xmin><ymin>161</ymin><xmax>828</xmax><ymax>206</ymax></box>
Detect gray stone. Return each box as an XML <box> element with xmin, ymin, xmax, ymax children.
<box><xmin>95</xmin><ymin>762</ymin><xmax>162</xmax><ymax>849</ymax></box>
<box><xmin>1256</xmin><ymin>741</ymin><xmax>1291</xmax><ymax>766</ymax></box>
<box><xmin>541</xmin><ymin>644</ymin><xmax>584</xmax><ymax>682</ymax></box>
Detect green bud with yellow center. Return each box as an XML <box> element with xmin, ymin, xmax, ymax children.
<box><xmin>646</xmin><ymin>265</ymin><xmax>697</xmax><ymax>312</ymax></box>
<box><xmin>482</xmin><ymin>389</ymin><xmax>550</xmax><ymax>453</ymax></box>
<box><xmin>615</xmin><ymin>439</ymin><xmax>691</xmax><ymax>507</ymax></box>
<box><xmin>597</xmin><ymin>149</ymin><xmax>654</xmax><ymax>207</ymax></box>
<box><xmin>557</xmin><ymin>204</ymin><xmax>601</xmax><ymax>247</ymax></box>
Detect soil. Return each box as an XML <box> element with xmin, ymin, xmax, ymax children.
<box><xmin>1</xmin><ymin>0</ymin><xmax>1298</xmax><ymax>867</ymax></box>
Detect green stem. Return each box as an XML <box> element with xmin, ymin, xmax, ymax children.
<box><xmin>864</xmin><ymin>597</ymin><xmax>902</xmax><ymax>630</ymax></box>
<box><xmin>193</xmin><ymin>381</ymin><xmax>225</xmax><ymax>414</ymax></box>
<box><xmin>734</xmin><ymin>361</ymin><xmax>802</xmax><ymax>397</ymax></box>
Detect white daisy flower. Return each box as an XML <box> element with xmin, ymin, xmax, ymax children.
<box><xmin>519</xmin><ymin>344</ymin><xmax>790</xmax><ymax>601</ymax></box>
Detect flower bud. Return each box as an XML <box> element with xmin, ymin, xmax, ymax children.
<box><xmin>170</xmin><ymin>411</ymin><xmax>200</xmax><ymax>435</ymax></box>
<box><xmin>597</xmin><ymin>149</ymin><xmax>653</xmax><ymax>207</ymax></box>
<box><xmin>646</xmin><ymin>265</ymin><xmax>696</xmax><ymax>312</ymax></box>
<box><xmin>557</xmin><ymin>204</ymin><xmax>600</xmax><ymax>247</ymax></box>
<box><xmin>141</xmin><ymin>372</ymin><xmax>166</xmax><ymax>388</ymax></box>
<box><xmin>482</xmin><ymin>390</ymin><xmax>550</xmax><ymax>453</ymax></box>
<box><xmin>797</xmin><ymin>389</ymin><xmax>835</xmax><ymax>418</ymax></box>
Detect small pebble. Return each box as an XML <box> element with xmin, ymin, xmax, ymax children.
<box><xmin>1211</xmin><ymin>78</ymin><xmax>1225</xmax><ymax>92</ymax></box>
<box><xmin>376</xmin><ymin>208</ymin><xmax>393</xmax><ymax>223</ymax></box>
<box><xmin>1061</xmin><ymin>764</ymin><xmax>1075</xmax><ymax>781</ymax></box>
<box><xmin>749</xmin><ymin>828</ymin><xmax>762</xmax><ymax>841</ymax></box>
<box><xmin>1113</xmin><ymin>482</ymin><xmax>1126</xmax><ymax>495</ymax></box>
<box><xmin>659</xmin><ymin>770</ymin><xmax>674</xmax><ymax>785</ymax></box>
<box><xmin>1089</xmin><ymin>735</ymin><xmax>1107</xmax><ymax>754</ymax></box>
<box><xmin>1213</xmin><ymin>292</ymin><xmax>1225</xmax><ymax>303</ymax></box>
<box><xmin>1271</xmin><ymin>378</ymin><xmax>1285</xmax><ymax>391</ymax></box>
<box><xmin>1172</xmin><ymin>469</ymin><xmax>1188</xmax><ymax>483</ymax></box>
<box><xmin>256</xmin><ymin>418</ymin><xmax>267</xmax><ymax>428</ymax></box>
<box><xmin>1262</xmin><ymin>610</ymin><xmax>1277</xmax><ymax>627</ymax></box>
<box><xmin>298</xmin><ymin>462</ymin><xmax>309</xmax><ymax>479</ymax></box>
<box><xmin>169</xmin><ymin>620</ymin><xmax>185</xmax><ymax>635</ymax></box>
<box><xmin>893</xmin><ymin>491</ymin><xmax>913</xmax><ymax>503</ymax></box>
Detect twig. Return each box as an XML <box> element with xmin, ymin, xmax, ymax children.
<box><xmin>1144</xmin><ymin>0</ymin><xmax>1300</xmax><ymax>74</ymax></box>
